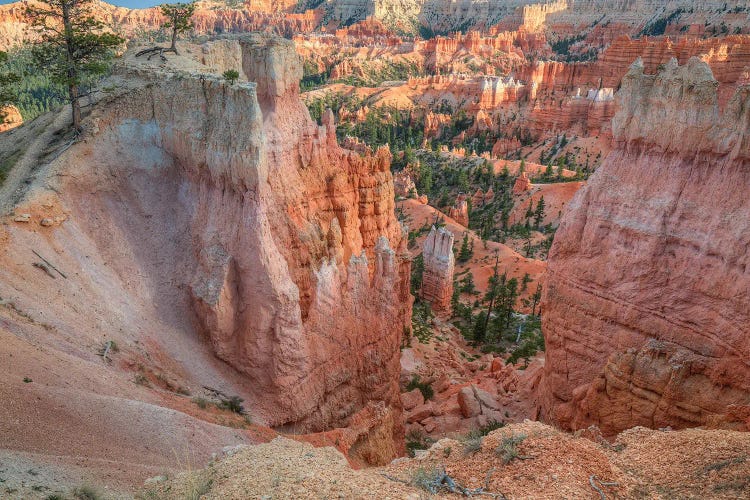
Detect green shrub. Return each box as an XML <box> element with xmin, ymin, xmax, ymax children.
<box><xmin>72</xmin><ymin>485</ymin><xmax>101</xmax><ymax>500</ymax></box>
<box><xmin>411</xmin><ymin>301</ymin><xmax>434</xmax><ymax>343</ymax></box>
<box><xmin>222</xmin><ymin>69</ymin><xmax>239</xmax><ymax>85</ymax></box>
<box><xmin>495</xmin><ymin>433</ymin><xmax>527</xmax><ymax>464</ymax></box>
<box><xmin>410</xmin><ymin>467</ymin><xmax>444</xmax><ymax>493</ymax></box>
<box><xmin>406</xmin><ymin>375</ymin><xmax>434</xmax><ymax>401</ymax></box>
<box><xmin>405</xmin><ymin>429</ymin><xmax>433</xmax><ymax>457</ymax></box>
<box><xmin>220</xmin><ymin>395</ymin><xmax>244</xmax><ymax>414</ymax></box>
<box><xmin>462</xmin><ymin>435</ymin><xmax>483</xmax><ymax>455</ymax></box>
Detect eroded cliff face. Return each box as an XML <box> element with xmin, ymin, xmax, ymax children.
<box><xmin>39</xmin><ymin>35</ymin><xmax>410</xmax><ymax>460</ymax></box>
<box><xmin>541</xmin><ymin>57</ymin><xmax>750</xmax><ymax>435</ymax></box>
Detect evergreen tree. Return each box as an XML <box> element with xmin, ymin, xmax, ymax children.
<box><xmin>473</xmin><ymin>311</ymin><xmax>488</xmax><ymax>344</ymax></box>
<box><xmin>417</xmin><ymin>161</ymin><xmax>433</xmax><ymax>195</ymax></box>
<box><xmin>0</xmin><ymin>51</ymin><xmax>19</xmax><ymax>123</ymax></box>
<box><xmin>410</xmin><ymin>253</ymin><xmax>424</xmax><ymax>295</ymax></box>
<box><xmin>524</xmin><ymin>200</ymin><xmax>534</xmax><ymax>219</ymax></box>
<box><xmin>459</xmin><ymin>273</ymin><xmax>476</xmax><ymax>294</ymax></box>
<box><xmin>478</xmin><ymin>253</ymin><xmax>500</xmax><ymax>343</ymax></box>
<box><xmin>544</xmin><ymin>163</ymin><xmax>554</xmax><ymax>179</ymax></box>
<box><xmin>521</xmin><ymin>272</ymin><xmax>531</xmax><ymax>292</ymax></box>
<box><xmin>503</xmin><ymin>277</ymin><xmax>519</xmax><ymax>330</ymax></box>
<box><xmin>26</xmin><ymin>0</ymin><xmax>123</xmax><ymax>131</ymax></box>
<box><xmin>531</xmin><ymin>282</ymin><xmax>543</xmax><ymax>316</ymax></box>
<box><xmin>533</xmin><ymin>196</ymin><xmax>546</xmax><ymax>228</ymax></box>
<box><xmin>161</xmin><ymin>2</ymin><xmax>196</xmax><ymax>54</ymax></box>
<box><xmin>457</xmin><ymin>233</ymin><xmax>473</xmax><ymax>263</ymax></box>
<box><xmin>223</xmin><ymin>69</ymin><xmax>239</xmax><ymax>85</ymax></box>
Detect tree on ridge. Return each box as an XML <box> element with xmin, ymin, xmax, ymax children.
<box><xmin>26</xmin><ymin>0</ymin><xmax>123</xmax><ymax>131</ymax></box>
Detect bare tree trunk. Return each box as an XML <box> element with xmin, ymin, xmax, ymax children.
<box><xmin>70</xmin><ymin>84</ymin><xmax>81</xmax><ymax>132</ymax></box>
<box><xmin>62</xmin><ymin>1</ymin><xmax>81</xmax><ymax>131</ymax></box>
<box><xmin>479</xmin><ymin>253</ymin><xmax>499</xmax><ymax>343</ymax></box>
<box><xmin>170</xmin><ymin>23</ymin><xmax>179</xmax><ymax>54</ymax></box>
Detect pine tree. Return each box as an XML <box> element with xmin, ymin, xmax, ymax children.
<box><xmin>161</xmin><ymin>2</ymin><xmax>196</xmax><ymax>54</ymax></box>
<box><xmin>473</xmin><ymin>311</ymin><xmax>488</xmax><ymax>344</ymax></box>
<box><xmin>26</xmin><ymin>0</ymin><xmax>123</xmax><ymax>131</ymax></box>
<box><xmin>524</xmin><ymin>200</ymin><xmax>534</xmax><ymax>219</ymax></box>
<box><xmin>544</xmin><ymin>163</ymin><xmax>554</xmax><ymax>179</ymax></box>
<box><xmin>459</xmin><ymin>273</ymin><xmax>476</xmax><ymax>294</ymax></box>
<box><xmin>521</xmin><ymin>272</ymin><xmax>531</xmax><ymax>292</ymax></box>
<box><xmin>410</xmin><ymin>253</ymin><xmax>424</xmax><ymax>295</ymax></box>
<box><xmin>223</xmin><ymin>69</ymin><xmax>239</xmax><ymax>85</ymax></box>
<box><xmin>533</xmin><ymin>196</ymin><xmax>546</xmax><ymax>228</ymax></box>
<box><xmin>0</xmin><ymin>51</ymin><xmax>19</xmax><ymax>123</ymax></box>
<box><xmin>457</xmin><ymin>233</ymin><xmax>473</xmax><ymax>263</ymax></box>
<box><xmin>531</xmin><ymin>282</ymin><xmax>543</xmax><ymax>316</ymax></box>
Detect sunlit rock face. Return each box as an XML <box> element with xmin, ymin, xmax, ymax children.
<box><xmin>540</xmin><ymin>57</ymin><xmax>750</xmax><ymax>435</ymax></box>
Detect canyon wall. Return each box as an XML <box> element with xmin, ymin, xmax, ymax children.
<box><xmin>540</xmin><ymin>57</ymin><xmax>750</xmax><ymax>435</ymax></box>
<box><xmin>55</xmin><ymin>35</ymin><xmax>410</xmax><ymax>460</ymax></box>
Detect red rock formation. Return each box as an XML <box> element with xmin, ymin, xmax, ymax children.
<box><xmin>421</xmin><ymin>225</ymin><xmax>454</xmax><ymax>313</ymax></box>
<box><xmin>541</xmin><ymin>57</ymin><xmax>750</xmax><ymax>435</ymax></box>
<box><xmin>448</xmin><ymin>198</ymin><xmax>469</xmax><ymax>227</ymax></box>
<box><xmin>471</xmin><ymin>188</ymin><xmax>485</xmax><ymax>208</ymax></box>
<box><xmin>393</xmin><ymin>170</ymin><xmax>417</xmax><ymax>198</ymax></box>
<box><xmin>190</xmin><ymin>36</ymin><xmax>411</xmax><ymax>450</ymax></box>
<box><xmin>492</xmin><ymin>137</ymin><xmax>521</xmax><ymax>158</ymax></box>
<box><xmin>484</xmin><ymin>187</ymin><xmax>495</xmax><ymax>204</ymax></box>
<box><xmin>467</xmin><ymin>109</ymin><xmax>493</xmax><ymax>135</ymax></box>
<box><xmin>423</xmin><ymin>111</ymin><xmax>451</xmax><ymax>139</ymax></box>
<box><xmin>523</xmin><ymin>35</ymin><xmax>750</xmax><ymax>106</ymax></box>
<box><xmin>512</xmin><ymin>171</ymin><xmax>532</xmax><ymax>194</ymax></box>
<box><xmin>528</xmin><ymin>89</ymin><xmax>616</xmax><ymax>139</ymax></box>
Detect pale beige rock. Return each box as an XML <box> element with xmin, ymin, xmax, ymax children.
<box><xmin>457</xmin><ymin>387</ymin><xmax>481</xmax><ymax>418</ymax></box>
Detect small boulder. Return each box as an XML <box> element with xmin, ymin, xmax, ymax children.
<box><xmin>40</xmin><ymin>218</ymin><xmax>54</xmax><ymax>227</ymax></box>
<box><xmin>401</xmin><ymin>388</ymin><xmax>424</xmax><ymax>411</ymax></box>
<box><xmin>13</xmin><ymin>213</ymin><xmax>31</xmax><ymax>223</ymax></box>
<box><xmin>406</xmin><ymin>402</ymin><xmax>434</xmax><ymax>423</ymax></box>
<box><xmin>457</xmin><ymin>387</ymin><xmax>481</xmax><ymax>418</ymax></box>
<box><xmin>490</xmin><ymin>357</ymin><xmax>504</xmax><ymax>372</ymax></box>
<box><xmin>474</xmin><ymin>387</ymin><xmax>501</xmax><ymax>411</ymax></box>
<box><xmin>433</xmin><ymin>374</ymin><xmax>451</xmax><ymax>394</ymax></box>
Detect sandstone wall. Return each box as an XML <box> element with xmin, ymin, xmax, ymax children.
<box><xmin>540</xmin><ymin>57</ymin><xmax>750</xmax><ymax>435</ymax></box>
